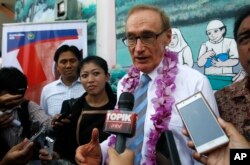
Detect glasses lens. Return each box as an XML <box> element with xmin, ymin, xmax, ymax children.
<box><xmin>141</xmin><ymin>32</ymin><xmax>156</xmax><ymax>45</ymax></box>
<box><xmin>126</xmin><ymin>36</ymin><xmax>136</xmax><ymax>46</ymax></box>
<box><xmin>122</xmin><ymin>36</ymin><xmax>136</xmax><ymax>47</ymax></box>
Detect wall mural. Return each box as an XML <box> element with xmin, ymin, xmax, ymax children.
<box><xmin>115</xmin><ymin>0</ymin><xmax>250</xmax><ymax>90</ymax></box>
<box><xmin>14</xmin><ymin>0</ymin><xmax>250</xmax><ymax>90</ymax></box>
<box><xmin>167</xmin><ymin>28</ymin><xmax>194</xmax><ymax>68</ymax></box>
<box><xmin>197</xmin><ymin>19</ymin><xmax>239</xmax><ymax>89</ymax></box>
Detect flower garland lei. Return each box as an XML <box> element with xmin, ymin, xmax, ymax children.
<box><xmin>109</xmin><ymin>50</ymin><xmax>178</xmax><ymax>164</ymax></box>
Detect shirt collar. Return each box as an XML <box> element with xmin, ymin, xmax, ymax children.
<box><xmin>55</xmin><ymin>77</ymin><xmax>81</xmax><ymax>86</ymax></box>
<box><xmin>139</xmin><ymin>59</ymin><xmax>163</xmax><ymax>82</ymax></box>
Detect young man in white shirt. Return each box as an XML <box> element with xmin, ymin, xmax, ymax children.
<box><xmin>40</xmin><ymin>45</ymin><xmax>85</xmax><ymax>116</ymax></box>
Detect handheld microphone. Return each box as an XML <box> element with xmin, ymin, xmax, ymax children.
<box><xmin>104</xmin><ymin>92</ymin><xmax>136</xmax><ymax>153</ymax></box>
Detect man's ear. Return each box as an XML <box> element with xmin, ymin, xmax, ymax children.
<box><xmin>164</xmin><ymin>29</ymin><xmax>172</xmax><ymax>46</ymax></box>
<box><xmin>55</xmin><ymin>63</ymin><xmax>59</xmax><ymax>71</ymax></box>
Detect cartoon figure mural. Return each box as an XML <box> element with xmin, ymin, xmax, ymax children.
<box><xmin>197</xmin><ymin>19</ymin><xmax>239</xmax><ymax>89</ymax></box>
<box><xmin>167</xmin><ymin>28</ymin><xmax>194</xmax><ymax>67</ymax></box>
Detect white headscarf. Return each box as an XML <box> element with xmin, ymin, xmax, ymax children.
<box><xmin>168</xmin><ymin>28</ymin><xmax>188</xmax><ymax>53</ymax></box>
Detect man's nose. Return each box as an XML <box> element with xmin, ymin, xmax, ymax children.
<box><xmin>65</xmin><ymin>61</ymin><xmax>72</xmax><ymax>67</ymax></box>
<box><xmin>135</xmin><ymin>38</ymin><xmax>144</xmax><ymax>51</ymax></box>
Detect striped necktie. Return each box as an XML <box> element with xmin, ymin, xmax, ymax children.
<box><xmin>127</xmin><ymin>74</ymin><xmax>151</xmax><ymax>165</ymax></box>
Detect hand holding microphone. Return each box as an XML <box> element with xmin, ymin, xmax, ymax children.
<box><xmin>108</xmin><ymin>148</ymin><xmax>134</xmax><ymax>165</ymax></box>
<box><xmin>74</xmin><ymin>92</ymin><xmax>136</xmax><ymax>164</ymax></box>
<box><xmin>0</xmin><ymin>110</ymin><xmax>21</xmax><ymax>127</ymax></box>
<box><xmin>104</xmin><ymin>92</ymin><xmax>136</xmax><ymax>153</ymax></box>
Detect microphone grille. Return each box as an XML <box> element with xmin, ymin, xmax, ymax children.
<box><xmin>118</xmin><ymin>92</ymin><xmax>134</xmax><ymax>111</ymax></box>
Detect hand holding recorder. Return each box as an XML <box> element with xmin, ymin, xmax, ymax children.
<box><xmin>0</xmin><ymin>92</ymin><xmax>25</xmax><ymax>128</ymax></box>
<box><xmin>0</xmin><ymin>138</ymin><xmax>34</xmax><ymax>165</ymax></box>
<box><xmin>0</xmin><ymin>109</ymin><xmax>21</xmax><ymax>128</ymax></box>
<box><xmin>39</xmin><ymin>147</ymin><xmax>59</xmax><ymax>163</ymax></box>
<box><xmin>0</xmin><ymin>93</ymin><xmax>23</xmax><ymax>109</ymax></box>
<box><xmin>51</xmin><ymin>113</ymin><xmax>71</xmax><ymax>128</ymax></box>
<box><xmin>51</xmin><ymin>101</ymin><xmax>73</xmax><ymax>128</ymax></box>
<box><xmin>183</xmin><ymin>117</ymin><xmax>250</xmax><ymax>165</ymax></box>
<box><xmin>0</xmin><ymin>111</ymin><xmax>14</xmax><ymax>129</ymax></box>
<box><xmin>176</xmin><ymin>92</ymin><xmax>229</xmax><ymax>154</ymax></box>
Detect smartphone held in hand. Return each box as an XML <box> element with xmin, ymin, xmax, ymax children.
<box><xmin>176</xmin><ymin>92</ymin><xmax>229</xmax><ymax>154</ymax></box>
<box><xmin>29</xmin><ymin>126</ymin><xmax>46</xmax><ymax>142</ymax></box>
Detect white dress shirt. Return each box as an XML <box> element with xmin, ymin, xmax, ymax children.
<box><xmin>40</xmin><ymin>78</ymin><xmax>84</xmax><ymax>116</ymax></box>
<box><xmin>101</xmin><ymin>62</ymin><xmax>218</xmax><ymax>165</ymax></box>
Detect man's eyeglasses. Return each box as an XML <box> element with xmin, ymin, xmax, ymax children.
<box><xmin>122</xmin><ymin>30</ymin><xmax>166</xmax><ymax>47</ymax></box>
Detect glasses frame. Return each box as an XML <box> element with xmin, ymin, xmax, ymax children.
<box><xmin>122</xmin><ymin>29</ymin><xmax>166</xmax><ymax>47</ymax></box>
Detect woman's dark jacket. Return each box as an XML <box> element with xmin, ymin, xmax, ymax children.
<box><xmin>54</xmin><ymin>86</ymin><xmax>117</xmax><ymax>163</ymax></box>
